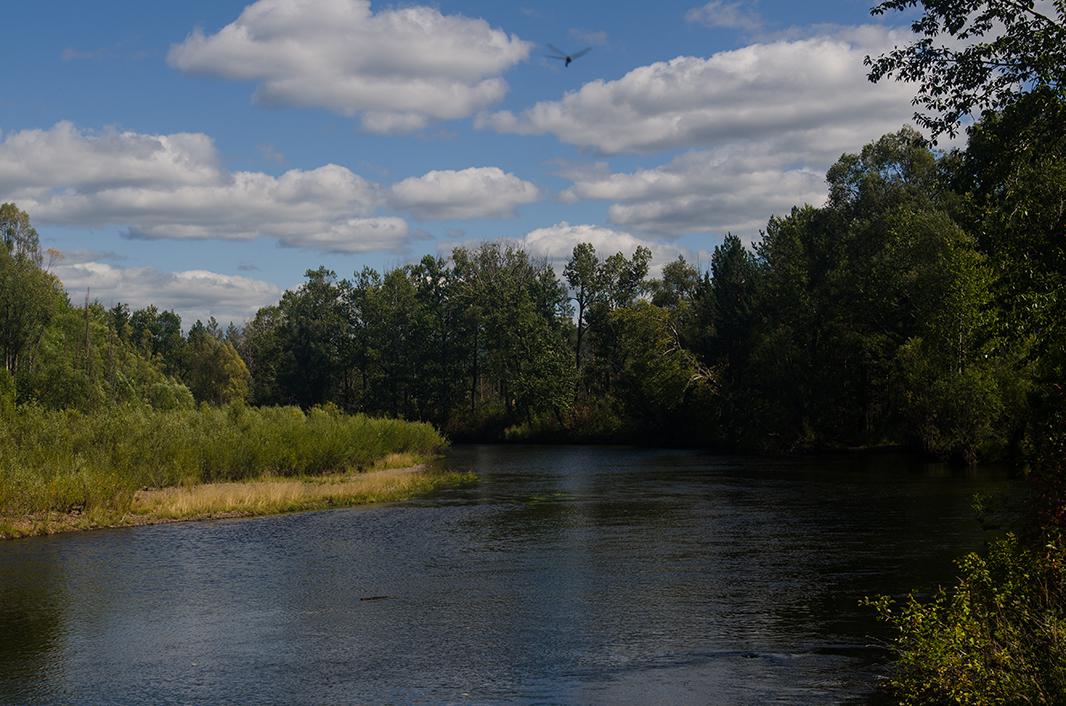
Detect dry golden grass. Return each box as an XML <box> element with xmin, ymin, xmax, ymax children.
<box><xmin>0</xmin><ymin>465</ymin><xmax>475</xmax><ymax>539</ymax></box>
<box><xmin>134</xmin><ymin>465</ymin><xmax>432</xmax><ymax>519</ymax></box>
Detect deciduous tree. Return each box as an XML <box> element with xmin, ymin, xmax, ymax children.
<box><xmin>866</xmin><ymin>0</ymin><xmax>1066</xmax><ymax>138</ymax></box>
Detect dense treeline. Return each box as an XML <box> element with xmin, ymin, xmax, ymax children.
<box><xmin>857</xmin><ymin>2</ymin><xmax>1065</xmax><ymax>700</ymax></box>
<box><xmin>0</xmin><ymin>204</ymin><xmax>249</xmax><ymax>412</ymax></box>
<box><xmin>234</xmin><ymin>244</ymin><xmax>669</xmax><ymax>441</ymax></box>
<box><xmin>176</xmin><ymin>108</ymin><xmax>1055</xmax><ymax>468</ymax></box>
<box><xmin>2</xmin><ymin>92</ymin><xmax>1062</xmax><ymax>467</ymax></box>
<box><xmin>237</xmin><ymin>249</ymin><xmax>578</xmax><ymax>436</ymax></box>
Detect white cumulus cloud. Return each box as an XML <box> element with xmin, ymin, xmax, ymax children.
<box><xmin>389</xmin><ymin>167</ymin><xmax>539</xmax><ymax>220</ymax></box>
<box><xmin>562</xmin><ymin>142</ymin><xmax>831</xmax><ymax>236</ymax></box>
<box><xmin>479</xmin><ymin>26</ymin><xmax>915</xmax><ymax>154</ymax></box>
<box><xmin>482</xmin><ymin>25</ymin><xmax>927</xmax><ymax>237</ymax></box>
<box><xmin>0</xmin><ymin>122</ymin><xmax>411</xmax><ymax>253</ymax></box>
<box><xmin>437</xmin><ymin>223</ymin><xmax>697</xmax><ymax>279</ymax></box>
<box><xmin>53</xmin><ymin>261</ymin><xmax>282</xmax><ymax>325</ymax></box>
<box><xmin>0</xmin><ymin>121</ymin><xmax>221</xmax><ymax>191</ymax></box>
<box><xmin>168</xmin><ymin>0</ymin><xmax>531</xmax><ymax>132</ymax></box>
<box><xmin>518</xmin><ymin>222</ymin><xmax>690</xmax><ymax>275</ymax></box>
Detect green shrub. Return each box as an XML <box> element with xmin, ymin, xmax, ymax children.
<box><xmin>867</xmin><ymin>532</ymin><xmax>1066</xmax><ymax>704</ymax></box>
<box><xmin>147</xmin><ymin>380</ymin><xmax>196</xmax><ymax>411</ymax></box>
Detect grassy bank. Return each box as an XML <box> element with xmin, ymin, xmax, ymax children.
<box><xmin>0</xmin><ymin>405</ymin><xmax>464</xmax><ymax>538</ymax></box>
<box><xmin>1</xmin><ymin>463</ymin><xmax>475</xmax><ymax>539</ymax></box>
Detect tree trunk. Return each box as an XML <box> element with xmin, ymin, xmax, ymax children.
<box><xmin>470</xmin><ymin>325</ymin><xmax>479</xmax><ymax>415</ymax></box>
<box><xmin>576</xmin><ymin>296</ymin><xmax>585</xmax><ymax>371</ymax></box>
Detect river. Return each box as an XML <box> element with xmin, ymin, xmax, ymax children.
<box><xmin>0</xmin><ymin>445</ymin><xmax>1018</xmax><ymax>704</ymax></box>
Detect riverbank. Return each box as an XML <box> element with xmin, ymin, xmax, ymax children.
<box><xmin>0</xmin><ymin>457</ymin><xmax>475</xmax><ymax>539</ymax></box>
<box><xmin>0</xmin><ymin>405</ymin><xmax>455</xmax><ymax>539</ymax></box>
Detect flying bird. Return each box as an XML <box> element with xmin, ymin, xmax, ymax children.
<box><xmin>545</xmin><ymin>43</ymin><xmax>591</xmax><ymax>68</ymax></box>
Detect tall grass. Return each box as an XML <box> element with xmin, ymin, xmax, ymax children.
<box><xmin>0</xmin><ymin>404</ymin><xmax>446</xmax><ymax>518</ymax></box>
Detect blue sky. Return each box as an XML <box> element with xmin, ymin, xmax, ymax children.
<box><xmin>1</xmin><ymin>0</ymin><xmax>923</xmax><ymax>324</ymax></box>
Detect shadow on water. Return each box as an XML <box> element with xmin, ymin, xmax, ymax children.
<box><xmin>0</xmin><ymin>445</ymin><xmax>1020</xmax><ymax>704</ymax></box>
<box><xmin>0</xmin><ymin>539</ymin><xmax>67</xmax><ymax>702</ymax></box>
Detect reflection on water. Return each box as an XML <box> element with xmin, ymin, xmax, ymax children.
<box><xmin>0</xmin><ymin>446</ymin><xmax>1018</xmax><ymax>704</ymax></box>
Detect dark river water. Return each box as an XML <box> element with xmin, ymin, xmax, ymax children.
<box><xmin>0</xmin><ymin>445</ymin><xmax>1019</xmax><ymax>704</ymax></box>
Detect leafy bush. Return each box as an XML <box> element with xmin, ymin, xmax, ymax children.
<box><xmin>867</xmin><ymin>533</ymin><xmax>1066</xmax><ymax>704</ymax></box>
<box><xmin>146</xmin><ymin>380</ymin><xmax>196</xmax><ymax>411</ymax></box>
